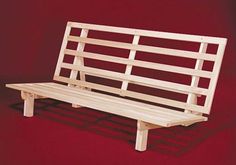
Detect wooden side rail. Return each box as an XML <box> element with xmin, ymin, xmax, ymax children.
<box><xmin>6</xmin><ymin>21</ymin><xmax>227</xmax><ymax>151</ymax></box>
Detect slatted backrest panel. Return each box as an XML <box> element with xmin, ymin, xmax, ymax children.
<box><xmin>54</xmin><ymin>21</ymin><xmax>227</xmax><ymax>115</ymax></box>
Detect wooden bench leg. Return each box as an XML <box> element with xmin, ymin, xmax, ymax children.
<box><xmin>135</xmin><ymin>120</ymin><xmax>162</xmax><ymax>151</ymax></box>
<box><xmin>135</xmin><ymin>125</ymin><xmax>148</xmax><ymax>151</ymax></box>
<box><xmin>71</xmin><ymin>87</ymin><xmax>91</xmax><ymax>108</ymax></box>
<box><xmin>21</xmin><ymin>91</ymin><xmax>35</xmax><ymax>117</ymax></box>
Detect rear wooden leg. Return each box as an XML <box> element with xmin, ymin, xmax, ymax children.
<box><xmin>135</xmin><ymin>120</ymin><xmax>148</xmax><ymax>151</ymax></box>
<box><xmin>21</xmin><ymin>92</ymin><xmax>34</xmax><ymax>117</ymax></box>
<box><xmin>71</xmin><ymin>87</ymin><xmax>91</xmax><ymax>108</ymax></box>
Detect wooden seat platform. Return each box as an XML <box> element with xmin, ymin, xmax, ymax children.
<box><xmin>6</xmin><ymin>21</ymin><xmax>227</xmax><ymax>151</ymax></box>
<box><xmin>6</xmin><ymin>82</ymin><xmax>207</xmax><ymax>127</ymax></box>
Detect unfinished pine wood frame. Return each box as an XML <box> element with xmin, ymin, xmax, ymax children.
<box><xmin>6</xmin><ymin>21</ymin><xmax>227</xmax><ymax>151</ymax></box>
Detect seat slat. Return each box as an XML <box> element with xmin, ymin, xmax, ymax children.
<box><xmin>44</xmin><ymin>83</ymin><xmax>207</xmax><ymax>121</ymax></box>
<box><xmin>37</xmin><ymin>83</ymin><xmax>186</xmax><ymax>120</ymax></box>
<box><xmin>53</xmin><ymin>75</ymin><xmax>208</xmax><ymax>114</ymax></box>
<box><xmin>64</xmin><ymin>49</ymin><xmax>213</xmax><ymax>78</ymax></box>
<box><xmin>60</xmin><ymin>63</ymin><xmax>209</xmax><ymax>95</ymax></box>
<box><xmin>6</xmin><ymin>83</ymin><xmax>207</xmax><ymax>127</ymax></box>
<box><xmin>39</xmin><ymin>83</ymin><xmax>195</xmax><ymax>118</ymax></box>
<box><xmin>68</xmin><ymin>36</ymin><xmax>216</xmax><ymax>61</ymax></box>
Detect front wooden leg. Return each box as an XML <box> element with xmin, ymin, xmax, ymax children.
<box><xmin>21</xmin><ymin>92</ymin><xmax>35</xmax><ymax>117</ymax></box>
<box><xmin>135</xmin><ymin>120</ymin><xmax>162</xmax><ymax>151</ymax></box>
<box><xmin>135</xmin><ymin>125</ymin><xmax>148</xmax><ymax>151</ymax></box>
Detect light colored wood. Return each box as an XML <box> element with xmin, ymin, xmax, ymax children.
<box><xmin>54</xmin><ymin>22</ymin><xmax>72</xmax><ymax>77</ymax></box>
<box><xmin>69</xmin><ymin>29</ymin><xmax>89</xmax><ymax>82</ymax></box>
<box><xmin>6</xmin><ymin>83</ymin><xmax>207</xmax><ymax>127</ymax></box>
<box><xmin>60</xmin><ymin>63</ymin><xmax>209</xmax><ymax>96</ymax></box>
<box><xmin>135</xmin><ymin>120</ymin><xmax>162</xmax><ymax>151</ymax></box>
<box><xmin>135</xmin><ymin>129</ymin><xmax>148</xmax><ymax>151</ymax></box>
<box><xmin>54</xmin><ymin>75</ymin><xmax>207</xmax><ymax>113</ymax></box>
<box><xmin>68</xmin><ymin>21</ymin><xmax>227</xmax><ymax>44</ymax></box>
<box><xmin>21</xmin><ymin>91</ymin><xmax>46</xmax><ymax>99</ymax></box>
<box><xmin>137</xmin><ymin>121</ymin><xmax>162</xmax><ymax>131</ymax></box>
<box><xmin>21</xmin><ymin>91</ymin><xmax>34</xmax><ymax>117</ymax></box>
<box><xmin>121</xmin><ymin>35</ymin><xmax>140</xmax><ymax>91</ymax></box>
<box><xmin>6</xmin><ymin>21</ymin><xmax>227</xmax><ymax>151</ymax></box>
<box><xmin>135</xmin><ymin>125</ymin><xmax>148</xmax><ymax>151</ymax></box>
<box><xmin>40</xmin><ymin>83</ymin><xmax>199</xmax><ymax>120</ymax></box>
<box><xmin>185</xmin><ymin>42</ymin><xmax>208</xmax><ymax>115</ymax></box>
<box><xmin>68</xmin><ymin>36</ymin><xmax>216</xmax><ymax>61</ymax></box>
<box><xmin>69</xmin><ymin>29</ymin><xmax>89</xmax><ymax>108</ymax></box>
<box><xmin>204</xmin><ymin>42</ymin><xmax>227</xmax><ymax>113</ymax></box>
<box><xmin>64</xmin><ymin>49</ymin><xmax>213</xmax><ymax>78</ymax></box>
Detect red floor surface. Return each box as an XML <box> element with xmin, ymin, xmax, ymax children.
<box><xmin>1</xmin><ymin>0</ymin><xmax>236</xmax><ymax>164</ymax></box>
<box><xmin>1</xmin><ymin>79</ymin><xmax>236</xmax><ymax>165</ymax></box>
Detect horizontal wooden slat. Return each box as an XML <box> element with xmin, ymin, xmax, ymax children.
<box><xmin>42</xmin><ymin>83</ymin><xmax>207</xmax><ymax>122</ymax></box>
<box><xmin>53</xmin><ymin>75</ymin><xmax>208</xmax><ymax>114</ymax></box>
<box><xmin>67</xmin><ymin>21</ymin><xmax>227</xmax><ymax>45</ymax></box>
<box><xmin>64</xmin><ymin>49</ymin><xmax>213</xmax><ymax>78</ymax></box>
<box><xmin>6</xmin><ymin>83</ymin><xmax>207</xmax><ymax>126</ymax></box>
<box><xmin>68</xmin><ymin>36</ymin><xmax>216</xmax><ymax>61</ymax></box>
<box><xmin>39</xmin><ymin>83</ymin><xmax>189</xmax><ymax>120</ymax></box>
<box><xmin>60</xmin><ymin>63</ymin><xmax>209</xmax><ymax>96</ymax></box>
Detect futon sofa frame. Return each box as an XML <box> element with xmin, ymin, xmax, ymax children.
<box><xmin>6</xmin><ymin>21</ymin><xmax>227</xmax><ymax>151</ymax></box>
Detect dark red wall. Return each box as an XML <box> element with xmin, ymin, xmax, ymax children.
<box><xmin>1</xmin><ymin>0</ymin><xmax>235</xmax><ymax>83</ymax></box>
<box><xmin>0</xmin><ymin>1</ymin><xmax>236</xmax><ymax>164</ymax></box>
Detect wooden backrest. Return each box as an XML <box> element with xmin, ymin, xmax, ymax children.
<box><xmin>53</xmin><ymin>21</ymin><xmax>227</xmax><ymax>115</ymax></box>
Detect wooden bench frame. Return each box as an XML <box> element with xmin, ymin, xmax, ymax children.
<box><xmin>6</xmin><ymin>21</ymin><xmax>227</xmax><ymax>151</ymax></box>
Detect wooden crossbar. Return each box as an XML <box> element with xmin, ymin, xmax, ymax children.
<box><xmin>68</xmin><ymin>22</ymin><xmax>227</xmax><ymax>44</ymax></box>
<box><xmin>60</xmin><ymin>63</ymin><xmax>209</xmax><ymax>95</ymax></box>
<box><xmin>64</xmin><ymin>49</ymin><xmax>213</xmax><ymax>78</ymax></box>
<box><xmin>67</xmin><ymin>36</ymin><xmax>216</xmax><ymax>61</ymax></box>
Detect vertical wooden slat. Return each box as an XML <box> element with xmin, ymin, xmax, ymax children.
<box><xmin>185</xmin><ymin>42</ymin><xmax>208</xmax><ymax>114</ymax></box>
<box><xmin>204</xmin><ymin>42</ymin><xmax>227</xmax><ymax>114</ymax></box>
<box><xmin>69</xmin><ymin>29</ymin><xmax>89</xmax><ymax>83</ymax></box>
<box><xmin>121</xmin><ymin>35</ymin><xmax>140</xmax><ymax>91</ymax></box>
<box><xmin>54</xmin><ymin>22</ymin><xmax>72</xmax><ymax>77</ymax></box>
<box><xmin>69</xmin><ymin>29</ymin><xmax>89</xmax><ymax>108</ymax></box>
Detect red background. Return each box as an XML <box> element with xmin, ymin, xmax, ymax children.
<box><xmin>0</xmin><ymin>0</ymin><xmax>236</xmax><ymax>165</ymax></box>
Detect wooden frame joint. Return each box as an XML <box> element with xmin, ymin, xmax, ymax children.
<box><xmin>137</xmin><ymin>120</ymin><xmax>162</xmax><ymax>131</ymax></box>
<box><xmin>21</xmin><ymin>91</ymin><xmax>45</xmax><ymax>100</ymax></box>
<box><xmin>135</xmin><ymin>120</ymin><xmax>161</xmax><ymax>151</ymax></box>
